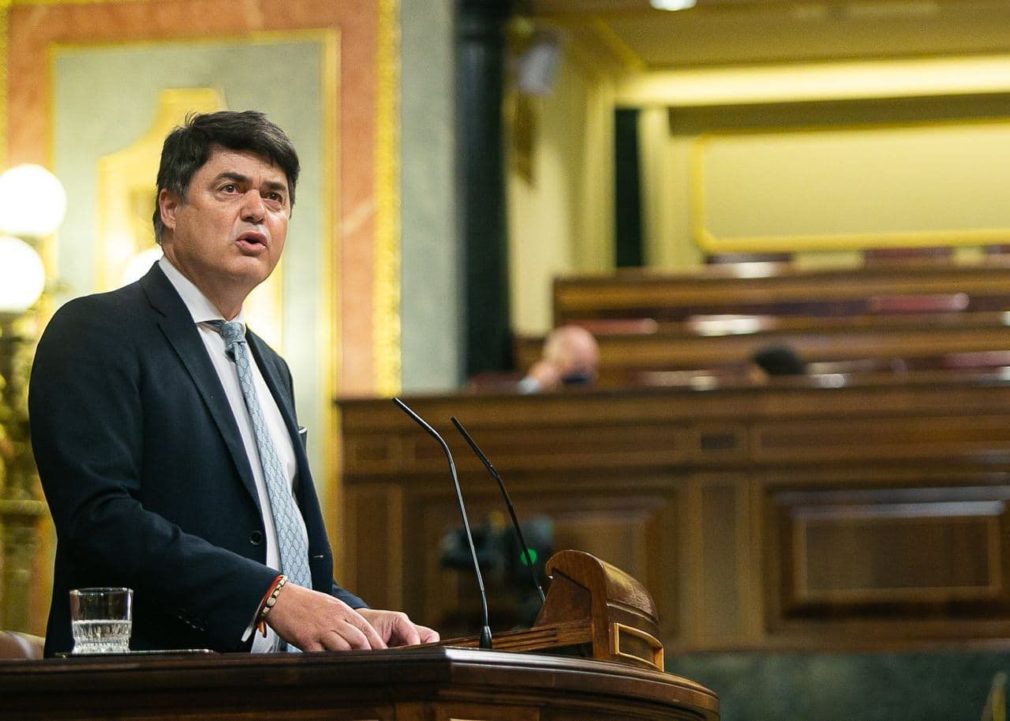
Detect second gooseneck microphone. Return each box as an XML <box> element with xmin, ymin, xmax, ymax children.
<box><xmin>450</xmin><ymin>416</ymin><xmax>546</xmax><ymax>605</ymax></box>
<box><xmin>392</xmin><ymin>397</ymin><xmax>493</xmax><ymax>650</ymax></box>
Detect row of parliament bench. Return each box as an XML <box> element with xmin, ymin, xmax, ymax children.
<box><xmin>551</xmin><ymin>260</ymin><xmax>1010</xmax><ymax>324</ymax></box>
<box><xmin>518</xmin><ymin>260</ymin><xmax>1010</xmax><ymax>384</ymax></box>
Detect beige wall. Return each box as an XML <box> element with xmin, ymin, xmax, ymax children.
<box><xmin>506</xmin><ymin>43</ymin><xmax>616</xmax><ymax>335</ymax></box>
<box><xmin>508</xmin><ymin>47</ymin><xmax>1010</xmax><ymax>331</ymax></box>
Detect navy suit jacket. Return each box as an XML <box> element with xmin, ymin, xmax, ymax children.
<box><xmin>29</xmin><ymin>264</ymin><xmax>364</xmax><ymax>656</ymax></box>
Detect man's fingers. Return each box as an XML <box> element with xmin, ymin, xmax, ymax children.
<box><xmin>302</xmin><ymin>616</ymin><xmax>382</xmax><ymax>651</ymax></box>
<box><xmin>297</xmin><ymin>637</ymin><xmax>324</xmax><ymax>653</ymax></box>
<box><xmin>385</xmin><ymin>614</ymin><xmax>420</xmax><ymax>646</ymax></box>
<box><xmin>397</xmin><ymin>626</ymin><xmax>421</xmax><ymax>646</ymax></box>
<box><xmin>349</xmin><ymin>613</ymin><xmax>387</xmax><ymax>649</ymax></box>
<box><xmin>317</xmin><ymin>629</ymin><xmax>352</xmax><ymax>652</ymax></box>
<box><xmin>418</xmin><ymin>626</ymin><xmax>440</xmax><ymax>644</ymax></box>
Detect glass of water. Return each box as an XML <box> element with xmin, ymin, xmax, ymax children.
<box><xmin>69</xmin><ymin>587</ymin><xmax>133</xmax><ymax>654</ymax></box>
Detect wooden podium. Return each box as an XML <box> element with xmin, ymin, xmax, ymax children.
<box><xmin>1</xmin><ymin>646</ymin><xmax>717</xmax><ymax>720</ymax></box>
<box><xmin>447</xmin><ymin>550</ymin><xmax>668</xmax><ymax>673</ymax></box>
<box><xmin>1</xmin><ymin>552</ymin><xmax>718</xmax><ymax>720</ymax></box>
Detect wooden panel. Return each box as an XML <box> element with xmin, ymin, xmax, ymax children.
<box><xmin>798</xmin><ymin>510</ymin><xmax>996</xmax><ymax>600</ymax></box>
<box><xmin>763</xmin><ymin>483</ymin><xmax>1010</xmax><ymax>644</ymax></box>
<box><xmin>345</xmin><ymin>485</ymin><xmax>403</xmax><ymax>611</ymax></box>
<box><xmin>403</xmin><ymin>426</ymin><xmax>692</xmax><ymax>471</ymax></box>
<box><xmin>689</xmin><ymin>477</ymin><xmax>752</xmax><ymax>647</ymax></box>
<box><xmin>754</xmin><ymin>415</ymin><xmax>1010</xmax><ymax>463</ymax></box>
<box><xmin>345</xmin><ymin>423</ymin><xmax>693</xmax><ymax>475</ymax></box>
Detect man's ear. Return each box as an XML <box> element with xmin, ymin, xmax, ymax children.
<box><xmin>158</xmin><ymin>189</ymin><xmax>180</xmax><ymax>232</ymax></box>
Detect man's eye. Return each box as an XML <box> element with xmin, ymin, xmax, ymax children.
<box><xmin>220</xmin><ymin>183</ymin><xmax>238</xmax><ymax>193</ymax></box>
<box><xmin>265</xmin><ymin>192</ymin><xmax>286</xmax><ymax>205</ymax></box>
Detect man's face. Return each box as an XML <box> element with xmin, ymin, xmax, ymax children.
<box><xmin>159</xmin><ymin>147</ymin><xmax>290</xmax><ymax>315</ymax></box>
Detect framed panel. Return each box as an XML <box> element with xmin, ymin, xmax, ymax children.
<box><xmin>763</xmin><ymin>483</ymin><xmax>1010</xmax><ymax>642</ymax></box>
<box><xmin>691</xmin><ymin>118</ymin><xmax>1010</xmax><ymax>253</ymax></box>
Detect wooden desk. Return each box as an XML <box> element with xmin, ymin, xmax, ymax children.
<box><xmin>0</xmin><ymin>647</ymin><xmax>719</xmax><ymax>721</ymax></box>
<box><xmin>339</xmin><ymin>378</ymin><xmax>1010</xmax><ymax>653</ymax></box>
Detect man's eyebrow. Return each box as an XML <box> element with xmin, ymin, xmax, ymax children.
<box><xmin>262</xmin><ymin>179</ymin><xmax>289</xmax><ymax>195</ymax></box>
<box><xmin>213</xmin><ymin>171</ymin><xmax>288</xmax><ymax>195</ymax></box>
<box><xmin>214</xmin><ymin>171</ymin><xmax>251</xmax><ymax>185</ymax></box>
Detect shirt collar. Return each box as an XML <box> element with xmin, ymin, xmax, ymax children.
<box><xmin>158</xmin><ymin>256</ymin><xmax>246</xmax><ymax>329</ymax></box>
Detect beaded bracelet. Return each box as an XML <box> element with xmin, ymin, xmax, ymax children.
<box><xmin>256</xmin><ymin>574</ymin><xmax>288</xmax><ymax>636</ymax></box>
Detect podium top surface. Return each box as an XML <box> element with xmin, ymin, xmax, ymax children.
<box><xmin>2</xmin><ymin>645</ymin><xmax>718</xmax><ymax>721</ymax></box>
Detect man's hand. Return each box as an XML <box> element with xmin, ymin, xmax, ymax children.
<box><xmin>358</xmin><ymin>608</ymin><xmax>440</xmax><ymax>647</ymax></box>
<box><xmin>525</xmin><ymin>360</ymin><xmax>562</xmax><ymax>391</ymax></box>
<box><xmin>265</xmin><ymin>583</ymin><xmax>388</xmax><ymax>652</ymax></box>
<box><xmin>265</xmin><ymin>584</ymin><xmax>440</xmax><ymax>652</ymax></box>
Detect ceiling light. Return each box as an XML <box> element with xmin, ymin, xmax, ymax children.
<box><xmin>651</xmin><ymin>0</ymin><xmax>697</xmax><ymax>10</ymax></box>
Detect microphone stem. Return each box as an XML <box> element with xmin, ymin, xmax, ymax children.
<box><xmin>452</xmin><ymin>417</ymin><xmax>547</xmax><ymax>605</ymax></box>
<box><xmin>393</xmin><ymin>398</ymin><xmax>493</xmax><ymax>649</ymax></box>
<box><xmin>446</xmin><ymin>453</ymin><xmax>493</xmax><ymax>644</ymax></box>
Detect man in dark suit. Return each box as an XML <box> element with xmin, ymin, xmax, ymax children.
<box><xmin>29</xmin><ymin>110</ymin><xmax>437</xmax><ymax>656</ymax></box>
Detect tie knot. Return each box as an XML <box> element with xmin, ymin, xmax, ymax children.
<box><xmin>206</xmin><ymin>320</ymin><xmax>246</xmax><ymax>355</ymax></box>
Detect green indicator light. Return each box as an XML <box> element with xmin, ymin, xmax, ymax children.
<box><xmin>519</xmin><ymin>549</ymin><xmax>538</xmax><ymax>566</ymax></box>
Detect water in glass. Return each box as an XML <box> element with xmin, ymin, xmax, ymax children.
<box><xmin>71</xmin><ymin>619</ymin><xmax>132</xmax><ymax>654</ymax></box>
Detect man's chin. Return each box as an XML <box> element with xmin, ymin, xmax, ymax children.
<box><xmin>227</xmin><ymin>257</ymin><xmax>279</xmax><ymax>285</ymax></box>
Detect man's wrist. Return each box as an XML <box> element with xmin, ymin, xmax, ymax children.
<box><xmin>255</xmin><ymin>574</ymin><xmax>288</xmax><ymax>637</ymax></box>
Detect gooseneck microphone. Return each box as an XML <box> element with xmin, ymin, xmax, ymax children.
<box><xmin>392</xmin><ymin>398</ymin><xmax>493</xmax><ymax>649</ymax></box>
<box><xmin>451</xmin><ymin>416</ymin><xmax>547</xmax><ymax>605</ymax></box>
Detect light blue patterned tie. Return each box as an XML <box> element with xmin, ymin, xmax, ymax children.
<box><xmin>208</xmin><ymin>321</ymin><xmax>313</xmax><ymax>649</ymax></box>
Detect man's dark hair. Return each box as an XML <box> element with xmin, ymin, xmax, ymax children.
<box><xmin>152</xmin><ymin>110</ymin><xmax>300</xmax><ymax>243</ymax></box>
<box><xmin>751</xmin><ymin>344</ymin><xmax>807</xmax><ymax>376</ymax></box>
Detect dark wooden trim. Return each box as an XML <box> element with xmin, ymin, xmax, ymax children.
<box><xmin>0</xmin><ymin>647</ymin><xmax>719</xmax><ymax>721</ymax></box>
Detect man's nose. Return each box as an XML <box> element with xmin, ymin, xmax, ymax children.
<box><xmin>240</xmin><ymin>190</ymin><xmax>266</xmax><ymax>222</ymax></box>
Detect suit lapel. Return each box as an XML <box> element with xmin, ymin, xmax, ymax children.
<box><xmin>139</xmin><ymin>265</ymin><xmax>262</xmax><ymax>509</ymax></box>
